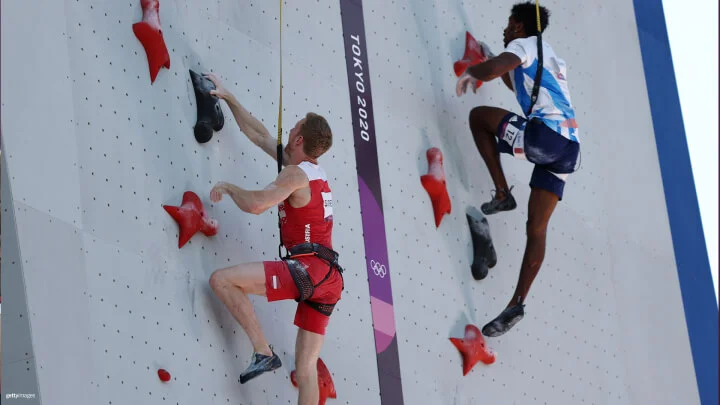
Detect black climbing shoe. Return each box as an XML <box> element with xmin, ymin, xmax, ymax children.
<box><xmin>482</xmin><ymin>304</ymin><xmax>525</xmax><ymax>337</ymax></box>
<box><xmin>467</xmin><ymin>212</ymin><xmax>497</xmax><ymax>280</ymax></box>
<box><xmin>481</xmin><ymin>186</ymin><xmax>517</xmax><ymax>215</ymax></box>
<box><xmin>239</xmin><ymin>346</ymin><xmax>282</xmax><ymax>384</ymax></box>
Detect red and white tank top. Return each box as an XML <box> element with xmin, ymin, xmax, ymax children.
<box><xmin>278</xmin><ymin>161</ymin><xmax>333</xmax><ymax>250</ymax></box>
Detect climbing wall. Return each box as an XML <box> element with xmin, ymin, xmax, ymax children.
<box><xmin>360</xmin><ymin>0</ymin><xmax>712</xmax><ymax>404</ymax></box>
<box><xmin>2</xmin><ymin>0</ymin><xmax>716</xmax><ymax>405</ymax></box>
<box><xmin>0</xmin><ymin>1</ymin><xmax>379</xmax><ymax>404</ymax></box>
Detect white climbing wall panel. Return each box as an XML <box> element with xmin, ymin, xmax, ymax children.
<box><xmin>1</xmin><ymin>0</ymin><xmax>379</xmax><ymax>404</ymax></box>
<box><xmin>1</xmin><ymin>0</ymin><xmax>705</xmax><ymax>404</ymax></box>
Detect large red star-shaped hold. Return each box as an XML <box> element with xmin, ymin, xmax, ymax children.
<box><xmin>450</xmin><ymin>324</ymin><xmax>496</xmax><ymax>376</ymax></box>
<box><xmin>133</xmin><ymin>0</ymin><xmax>170</xmax><ymax>83</ymax></box>
<box><xmin>420</xmin><ymin>147</ymin><xmax>451</xmax><ymax>228</ymax></box>
<box><xmin>163</xmin><ymin>191</ymin><xmax>218</xmax><ymax>248</ymax></box>
<box><xmin>453</xmin><ymin>31</ymin><xmax>490</xmax><ymax>90</ymax></box>
<box><xmin>290</xmin><ymin>357</ymin><xmax>337</xmax><ymax>405</ymax></box>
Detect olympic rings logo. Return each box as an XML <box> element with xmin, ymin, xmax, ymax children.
<box><xmin>370</xmin><ymin>259</ymin><xmax>387</xmax><ymax>278</ymax></box>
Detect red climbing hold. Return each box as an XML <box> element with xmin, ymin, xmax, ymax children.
<box><xmin>420</xmin><ymin>147</ymin><xmax>451</xmax><ymax>227</ymax></box>
<box><xmin>132</xmin><ymin>0</ymin><xmax>170</xmax><ymax>83</ymax></box>
<box><xmin>453</xmin><ymin>31</ymin><xmax>491</xmax><ymax>90</ymax></box>
<box><xmin>449</xmin><ymin>324</ymin><xmax>496</xmax><ymax>375</ymax></box>
<box><xmin>290</xmin><ymin>358</ymin><xmax>337</xmax><ymax>405</ymax></box>
<box><xmin>158</xmin><ymin>368</ymin><xmax>171</xmax><ymax>382</ymax></box>
<box><xmin>163</xmin><ymin>191</ymin><xmax>218</xmax><ymax>248</ymax></box>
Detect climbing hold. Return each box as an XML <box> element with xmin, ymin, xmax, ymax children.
<box><xmin>157</xmin><ymin>368</ymin><xmax>171</xmax><ymax>382</ymax></box>
<box><xmin>420</xmin><ymin>147</ymin><xmax>451</xmax><ymax>227</ymax></box>
<box><xmin>290</xmin><ymin>358</ymin><xmax>337</xmax><ymax>405</ymax></box>
<box><xmin>163</xmin><ymin>191</ymin><xmax>218</xmax><ymax>248</ymax></box>
<box><xmin>189</xmin><ymin>70</ymin><xmax>225</xmax><ymax>143</ymax></box>
<box><xmin>449</xmin><ymin>324</ymin><xmax>495</xmax><ymax>376</ymax></box>
<box><xmin>453</xmin><ymin>31</ymin><xmax>493</xmax><ymax>90</ymax></box>
<box><xmin>132</xmin><ymin>0</ymin><xmax>170</xmax><ymax>83</ymax></box>
<box><xmin>467</xmin><ymin>211</ymin><xmax>497</xmax><ymax>280</ymax></box>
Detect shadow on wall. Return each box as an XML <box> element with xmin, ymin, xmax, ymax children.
<box><xmin>410</xmin><ymin>3</ymin><xmax>502</xmax><ymax>329</ymax></box>
<box><xmin>407</xmin><ymin>0</ymin><xmax>484</xmax><ymax>191</ymax></box>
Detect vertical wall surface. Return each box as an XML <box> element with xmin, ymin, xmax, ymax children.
<box><xmin>632</xmin><ymin>1</ymin><xmax>718</xmax><ymax>404</ymax></box>
<box><xmin>1</xmin><ymin>0</ymin><xmax>715</xmax><ymax>404</ymax></box>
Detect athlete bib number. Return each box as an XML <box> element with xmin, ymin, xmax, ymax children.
<box><xmin>500</xmin><ymin>116</ymin><xmax>528</xmax><ymax>161</ymax></box>
<box><xmin>321</xmin><ymin>191</ymin><xmax>333</xmax><ymax>219</ymax></box>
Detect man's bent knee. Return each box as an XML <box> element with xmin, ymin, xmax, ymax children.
<box><xmin>209</xmin><ymin>270</ymin><xmax>227</xmax><ymax>292</ymax></box>
<box><xmin>294</xmin><ymin>328</ymin><xmax>324</xmax><ymax>380</ymax></box>
<box><xmin>469</xmin><ymin>106</ymin><xmax>490</xmax><ymax>127</ymax></box>
<box><xmin>294</xmin><ymin>359</ymin><xmax>318</xmax><ymax>393</ymax></box>
<box><xmin>469</xmin><ymin>106</ymin><xmax>510</xmax><ymax>134</ymax></box>
<box><xmin>209</xmin><ymin>263</ymin><xmax>267</xmax><ymax>293</ymax></box>
<box><xmin>294</xmin><ymin>361</ymin><xmax>317</xmax><ymax>383</ymax></box>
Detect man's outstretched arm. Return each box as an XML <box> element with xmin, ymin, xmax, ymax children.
<box><xmin>467</xmin><ymin>52</ymin><xmax>522</xmax><ymax>82</ymax></box>
<box><xmin>205</xmin><ymin>73</ymin><xmax>288</xmax><ymax>163</ymax></box>
<box><xmin>456</xmin><ymin>53</ymin><xmax>521</xmax><ymax>96</ymax></box>
<box><xmin>210</xmin><ymin>165</ymin><xmax>308</xmax><ymax>215</ymax></box>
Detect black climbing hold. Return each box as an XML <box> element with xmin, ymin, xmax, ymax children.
<box><xmin>467</xmin><ymin>211</ymin><xmax>497</xmax><ymax>280</ymax></box>
<box><xmin>190</xmin><ymin>69</ymin><xmax>224</xmax><ymax>143</ymax></box>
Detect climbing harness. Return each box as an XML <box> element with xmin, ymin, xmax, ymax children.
<box><xmin>526</xmin><ymin>0</ymin><xmax>543</xmax><ymax>117</ymax></box>
<box><xmin>276</xmin><ymin>0</ymin><xmax>286</xmax><ymax>258</ymax></box>
<box><xmin>284</xmin><ymin>242</ymin><xmax>345</xmax><ymax>316</ymax></box>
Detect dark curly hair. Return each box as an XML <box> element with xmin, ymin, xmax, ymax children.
<box><xmin>511</xmin><ymin>2</ymin><xmax>550</xmax><ymax>36</ymax></box>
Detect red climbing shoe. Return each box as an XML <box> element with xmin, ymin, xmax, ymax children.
<box><xmin>449</xmin><ymin>324</ymin><xmax>496</xmax><ymax>375</ymax></box>
<box><xmin>421</xmin><ymin>147</ymin><xmax>451</xmax><ymax>227</ymax></box>
<box><xmin>290</xmin><ymin>357</ymin><xmax>337</xmax><ymax>405</ymax></box>
<box><xmin>163</xmin><ymin>191</ymin><xmax>218</xmax><ymax>248</ymax></box>
<box><xmin>132</xmin><ymin>0</ymin><xmax>170</xmax><ymax>83</ymax></box>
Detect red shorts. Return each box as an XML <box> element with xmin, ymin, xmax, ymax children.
<box><xmin>263</xmin><ymin>256</ymin><xmax>343</xmax><ymax>335</ymax></box>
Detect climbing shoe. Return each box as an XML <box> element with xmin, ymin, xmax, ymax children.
<box><xmin>239</xmin><ymin>346</ymin><xmax>282</xmax><ymax>384</ymax></box>
<box><xmin>482</xmin><ymin>304</ymin><xmax>525</xmax><ymax>337</ymax></box>
<box><xmin>481</xmin><ymin>186</ymin><xmax>517</xmax><ymax>215</ymax></box>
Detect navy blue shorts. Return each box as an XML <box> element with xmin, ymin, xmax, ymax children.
<box><xmin>496</xmin><ymin>113</ymin><xmax>580</xmax><ymax>200</ymax></box>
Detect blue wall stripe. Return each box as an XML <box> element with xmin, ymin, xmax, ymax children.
<box><xmin>632</xmin><ymin>1</ymin><xmax>718</xmax><ymax>404</ymax></box>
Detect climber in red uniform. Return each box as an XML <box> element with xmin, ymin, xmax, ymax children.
<box><xmin>205</xmin><ymin>73</ymin><xmax>343</xmax><ymax>405</ymax></box>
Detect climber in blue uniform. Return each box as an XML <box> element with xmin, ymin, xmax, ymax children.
<box><xmin>456</xmin><ymin>1</ymin><xmax>581</xmax><ymax>337</ymax></box>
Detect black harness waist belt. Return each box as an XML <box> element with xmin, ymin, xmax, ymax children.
<box><xmin>287</xmin><ymin>242</ymin><xmax>344</xmax><ymax>273</ymax></box>
<box><xmin>284</xmin><ymin>242</ymin><xmax>344</xmax><ymax>317</ymax></box>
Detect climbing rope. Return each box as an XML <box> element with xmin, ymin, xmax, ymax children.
<box><xmin>276</xmin><ymin>0</ymin><xmax>286</xmax><ymax>258</ymax></box>
<box><xmin>526</xmin><ymin>0</ymin><xmax>543</xmax><ymax>117</ymax></box>
<box><xmin>276</xmin><ymin>0</ymin><xmax>283</xmax><ymax>171</ymax></box>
